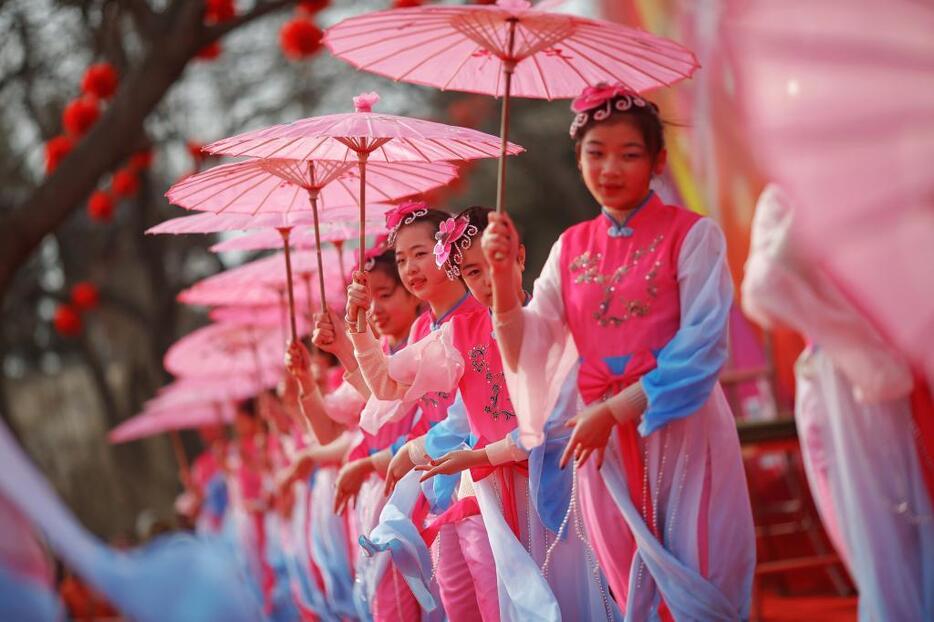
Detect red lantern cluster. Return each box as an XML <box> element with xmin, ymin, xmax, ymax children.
<box><xmin>112</xmin><ymin>167</ymin><xmax>140</xmax><ymax>197</ymax></box>
<box><xmin>53</xmin><ymin>281</ymin><xmax>101</xmax><ymax>338</ymax></box>
<box><xmin>280</xmin><ymin>16</ymin><xmax>324</xmax><ymax>60</ymax></box>
<box><xmin>45</xmin><ymin>61</ymin><xmax>120</xmax><ymax>174</ymax></box>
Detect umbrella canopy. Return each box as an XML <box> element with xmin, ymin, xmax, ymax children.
<box><xmin>726</xmin><ymin>0</ymin><xmax>934</xmax><ymax>378</ymax></box>
<box><xmin>146</xmin><ymin>210</ymin><xmax>324</xmax><ymax>235</ymax></box>
<box><xmin>177</xmin><ymin>249</ymin><xmax>345</xmax><ymax>309</ymax></box>
<box><xmin>164</xmin><ymin>322</ymin><xmax>294</xmax><ymax>379</ymax></box>
<box><xmin>210</xmin><ymin>218</ymin><xmax>386</xmax><ymax>253</ymax></box>
<box><xmin>109</xmin><ymin>402</ymin><xmax>237</xmax><ymax>444</ymax></box>
<box><xmin>166</xmin><ymin>158</ymin><xmax>459</xmax><ymax>216</ymax></box>
<box><xmin>146</xmin><ymin>374</ymin><xmax>279</xmax><ymax>412</ymax></box>
<box><xmin>203</xmin><ymin>100</ymin><xmax>523</xmax><ymax>163</ymax></box>
<box><xmin>322</xmin><ymin>0</ymin><xmax>699</xmax><ymax>99</ymax></box>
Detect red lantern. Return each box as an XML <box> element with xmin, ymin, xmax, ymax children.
<box><xmin>297</xmin><ymin>0</ymin><xmax>329</xmax><ymax>14</ymax></box>
<box><xmin>204</xmin><ymin>0</ymin><xmax>236</xmax><ymax>23</ymax></box>
<box><xmin>80</xmin><ymin>63</ymin><xmax>119</xmax><ymax>100</ymax></box>
<box><xmin>393</xmin><ymin>0</ymin><xmax>424</xmax><ymax>7</ymax></box>
<box><xmin>70</xmin><ymin>282</ymin><xmax>100</xmax><ymax>311</ymax></box>
<box><xmin>62</xmin><ymin>97</ymin><xmax>100</xmax><ymax>137</ymax></box>
<box><xmin>112</xmin><ymin>168</ymin><xmax>140</xmax><ymax>197</ymax></box>
<box><xmin>279</xmin><ymin>17</ymin><xmax>323</xmax><ymax>60</ymax></box>
<box><xmin>196</xmin><ymin>42</ymin><xmax>222</xmax><ymax>61</ymax></box>
<box><xmin>87</xmin><ymin>190</ymin><xmax>115</xmax><ymax>222</ymax></box>
<box><xmin>129</xmin><ymin>149</ymin><xmax>154</xmax><ymax>171</ymax></box>
<box><xmin>53</xmin><ymin>304</ymin><xmax>83</xmax><ymax>337</ymax></box>
<box><xmin>45</xmin><ymin>135</ymin><xmax>74</xmax><ymax>173</ymax></box>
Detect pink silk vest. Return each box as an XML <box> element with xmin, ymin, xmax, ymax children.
<box><xmin>406</xmin><ymin>294</ymin><xmax>484</xmax><ymax>427</ymax></box>
<box><xmin>560</xmin><ymin>194</ymin><xmax>700</xmax><ymax>405</ymax></box>
<box><xmin>450</xmin><ymin>308</ymin><xmax>518</xmax><ymax>448</ymax></box>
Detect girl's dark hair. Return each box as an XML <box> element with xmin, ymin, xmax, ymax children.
<box><xmin>572</xmin><ymin>95</ymin><xmax>665</xmax><ymax>160</ymax></box>
<box><xmin>391</xmin><ymin>208</ymin><xmax>450</xmax><ymax>247</ymax></box>
<box><xmin>236</xmin><ymin>397</ymin><xmax>256</xmax><ymax>419</ymax></box>
<box><xmin>367</xmin><ymin>249</ymin><xmax>403</xmax><ymax>287</ymax></box>
<box><xmin>458</xmin><ymin>205</ymin><xmax>492</xmax><ymax>241</ymax></box>
<box><xmin>310</xmin><ymin>347</ymin><xmax>339</xmax><ymax>368</ymax></box>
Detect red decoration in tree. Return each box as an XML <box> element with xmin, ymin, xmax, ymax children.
<box><xmin>87</xmin><ymin>190</ymin><xmax>115</xmax><ymax>222</ymax></box>
<box><xmin>393</xmin><ymin>0</ymin><xmax>424</xmax><ymax>7</ymax></box>
<box><xmin>70</xmin><ymin>282</ymin><xmax>100</xmax><ymax>311</ymax></box>
<box><xmin>53</xmin><ymin>304</ymin><xmax>83</xmax><ymax>337</ymax></box>
<box><xmin>45</xmin><ymin>135</ymin><xmax>75</xmax><ymax>173</ymax></box>
<box><xmin>129</xmin><ymin>149</ymin><xmax>154</xmax><ymax>171</ymax></box>
<box><xmin>297</xmin><ymin>0</ymin><xmax>329</xmax><ymax>14</ymax></box>
<box><xmin>62</xmin><ymin>97</ymin><xmax>100</xmax><ymax>137</ymax></box>
<box><xmin>204</xmin><ymin>0</ymin><xmax>236</xmax><ymax>23</ymax></box>
<box><xmin>196</xmin><ymin>42</ymin><xmax>222</xmax><ymax>61</ymax></box>
<box><xmin>279</xmin><ymin>17</ymin><xmax>323</xmax><ymax>59</ymax></box>
<box><xmin>112</xmin><ymin>168</ymin><xmax>140</xmax><ymax>197</ymax></box>
<box><xmin>80</xmin><ymin>63</ymin><xmax>119</xmax><ymax>100</ymax></box>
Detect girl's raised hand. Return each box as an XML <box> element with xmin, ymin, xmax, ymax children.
<box><xmin>313</xmin><ymin>308</ymin><xmax>352</xmax><ymax>357</ymax></box>
<box><xmin>333</xmin><ymin>457</ymin><xmax>374</xmax><ymax>514</ymax></box>
<box><xmin>481</xmin><ymin>212</ymin><xmax>519</xmax><ymax>274</ymax></box>
<box><xmin>345</xmin><ymin>271</ymin><xmax>371</xmax><ymax>330</ymax></box>
<box><xmin>284</xmin><ymin>339</ymin><xmax>311</xmax><ymax>380</ymax></box>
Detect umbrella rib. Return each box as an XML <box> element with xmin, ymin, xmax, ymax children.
<box><xmin>173</xmin><ymin>169</ymin><xmax>271</xmax><ymax>210</ymax></box>
<box><xmin>558</xmin><ymin>37</ymin><xmax>675</xmax><ymax>87</ymax></box>
<box><xmin>575</xmin><ymin>25</ymin><xmax>698</xmax><ymax>72</ymax></box>
<box><xmin>395</xmin><ymin>37</ymin><xmax>474</xmax><ymax>82</ymax></box>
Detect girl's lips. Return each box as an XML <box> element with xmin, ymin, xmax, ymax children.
<box><xmin>407</xmin><ymin>277</ymin><xmax>427</xmax><ymax>290</ymax></box>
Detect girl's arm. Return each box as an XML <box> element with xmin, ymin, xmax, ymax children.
<box><xmin>637</xmin><ymin>218</ymin><xmax>733</xmax><ymax>435</ymax></box>
<box><xmin>285</xmin><ymin>340</ymin><xmax>349</xmax><ymax>445</ymax></box>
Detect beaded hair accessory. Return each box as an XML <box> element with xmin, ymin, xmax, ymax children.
<box><xmin>385</xmin><ymin>200</ymin><xmax>429</xmax><ymax>244</ymax></box>
<box><xmin>434</xmin><ymin>215</ymin><xmax>478</xmax><ymax>280</ymax></box>
<box><xmin>569</xmin><ymin>82</ymin><xmax>659</xmax><ymax>140</ymax></box>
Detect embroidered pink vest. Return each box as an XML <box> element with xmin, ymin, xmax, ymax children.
<box><xmin>406</xmin><ymin>294</ymin><xmax>485</xmax><ymax>426</ymax></box>
<box><xmin>450</xmin><ymin>308</ymin><xmax>517</xmax><ymax>448</ymax></box>
<box><xmin>560</xmin><ymin>194</ymin><xmax>700</xmax><ymax>405</ymax></box>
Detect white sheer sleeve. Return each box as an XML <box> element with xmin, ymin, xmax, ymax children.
<box><xmin>495</xmin><ymin>237</ymin><xmax>579</xmax><ymax>449</ymax></box>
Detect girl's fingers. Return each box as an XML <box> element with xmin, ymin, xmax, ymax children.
<box><xmin>418</xmin><ymin>467</ymin><xmax>445</xmax><ymax>482</ymax></box>
<box><xmin>559</xmin><ymin>438</ymin><xmax>578</xmax><ymax>470</ymax></box>
<box><xmin>576</xmin><ymin>448</ymin><xmax>593</xmax><ymax>468</ymax></box>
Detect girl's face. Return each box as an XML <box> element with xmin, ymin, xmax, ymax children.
<box><xmin>578</xmin><ymin>118</ymin><xmax>666</xmax><ymax>211</ymax></box>
<box><xmin>309</xmin><ymin>351</ymin><xmax>333</xmax><ymax>392</ymax></box>
<box><xmin>368</xmin><ymin>268</ymin><xmax>419</xmax><ymax>340</ymax></box>
<box><xmin>459</xmin><ymin>240</ymin><xmax>525</xmax><ymax>308</ymax></box>
<box><xmin>394</xmin><ymin>222</ymin><xmax>450</xmax><ymax>302</ymax></box>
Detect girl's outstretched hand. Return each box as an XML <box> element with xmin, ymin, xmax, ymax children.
<box><xmin>333</xmin><ymin>457</ymin><xmax>374</xmax><ymax>514</ymax></box>
<box><xmin>383</xmin><ymin>446</ymin><xmax>416</xmax><ymax>498</ymax></box>
<box><xmin>560</xmin><ymin>402</ymin><xmax>616</xmax><ymax>470</ymax></box>
<box><xmin>414</xmin><ymin>449</ymin><xmax>487</xmax><ymax>482</ymax></box>
<box><xmin>482</xmin><ymin>212</ymin><xmax>519</xmax><ymax>274</ymax></box>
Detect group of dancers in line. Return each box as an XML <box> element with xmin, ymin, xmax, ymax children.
<box><xmin>153</xmin><ymin>81</ymin><xmax>934</xmax><ymax>621</ymax></box>
<box><xmin>177</xmin><ymin>81</ymin><xmax>934</xmax><ymax>622</ymax></box>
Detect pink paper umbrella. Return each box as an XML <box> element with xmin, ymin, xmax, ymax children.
<box><xmin>109</xmin><ymin>402</ymin><xmax>237</xmax><ymax>444</ymax></box>
<box><xmin>167</xmin><ymin>157</ymin><xmax>455</xmax><ymax>311</ymax></box>
<box><xmin>205</xmin><ymin>92</ymin><xmax>521</xmax><ymax>330</ymax></box>
<box><xmin>179</xmin><ymin>249</ymin><xmax>346</xmax><ymax>318</ymax></box>
<box><xmin>146</xmin><ymin>210</ymin><xmax>322</xmax><ymax>235</ymax></box>
<box><xmin>323</xmin><ymin>0</ymin><xmax>698</xmax><ymax>212</ymax></box>
<box><xmin>146</xmin><ymin>373</ymin><xmax>279</xmax><ymax>411</ymax></box>
<box><xmin>164</xmin><ymin>322</ymin><xmax>292</xmax><ymax>379</ymax></box>
<box><xmin>726</xmin><ymin>0</ymin><xmax>934</xmax><ymax>379</ymax></box>
<box><xmin>209</xmin><ymin>218</ymin><xmax>386</xmax><ymax>254</ymax></box>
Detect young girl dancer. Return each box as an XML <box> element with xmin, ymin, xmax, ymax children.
<box><xmin>343</xmin><ymin>202</ymin><xmax>499</xmax><ymax>621</ymax></box>
<box><xmin>482</xmin><ymin>84</ymin><xmax>756</xmax><ymax>621</ymax></box>
<box><xmin>352</xmin><ymin>206</ymin><xmax>619</xmax><ymax>622</ymax></box>
<box><xmin>289</xmin><ymin>247</ymin><xmax>426</xmax><ymax>621</ymax></box>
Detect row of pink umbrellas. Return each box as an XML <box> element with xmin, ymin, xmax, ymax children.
<box><xmin>108</xmin><ymin>0</ymin><xmax>698</xmax><ymax>450</ymax></box>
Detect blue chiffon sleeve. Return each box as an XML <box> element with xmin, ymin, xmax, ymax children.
<box><xmin>422</xmin><ymin>391</ymin><xmax>472</xmax><ymax>513</ymax></box>
<box><xmin>640</xmin><ymin>219</ymin><xmax>733</xmax><ymax>436</ymax></box>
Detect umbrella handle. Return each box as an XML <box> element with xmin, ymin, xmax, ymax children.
<box><xmin>356</xmin><ymin>155</ymin><xmax>368</xmax><ymax>333</ymax></box>
<box><xmin>307</xmin><ymin>187</ymin><xmax>329</xmax><ymax>311</ymax></box>
<box><xmin>495</xmin><ymin>19</ymin><xmax>518</xmax><ymax>214</ymax></box>
<box><xmin>278</xmin><ymin>228</ymin><xmax>298</xmax><ymax>342</ymax></box>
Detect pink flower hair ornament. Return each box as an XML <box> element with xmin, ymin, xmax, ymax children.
<box><xmin>569</xmin><ymin>82</ymin><xmax>658</xmax><ymax>140</ymax></box>
<box><xmin>353</xmin><ymin>91</ymin><xmax>380</xmax><ymax>113</ymax></box>
<box><xmin>385</xmin><ymin>200</ymin><xmax>429</xmax><ymax>244</ymax></box>
<box><xmin>434</xmin><ymin>215</ymin><xmax>478</xmax><ymax>280</ymax></box>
